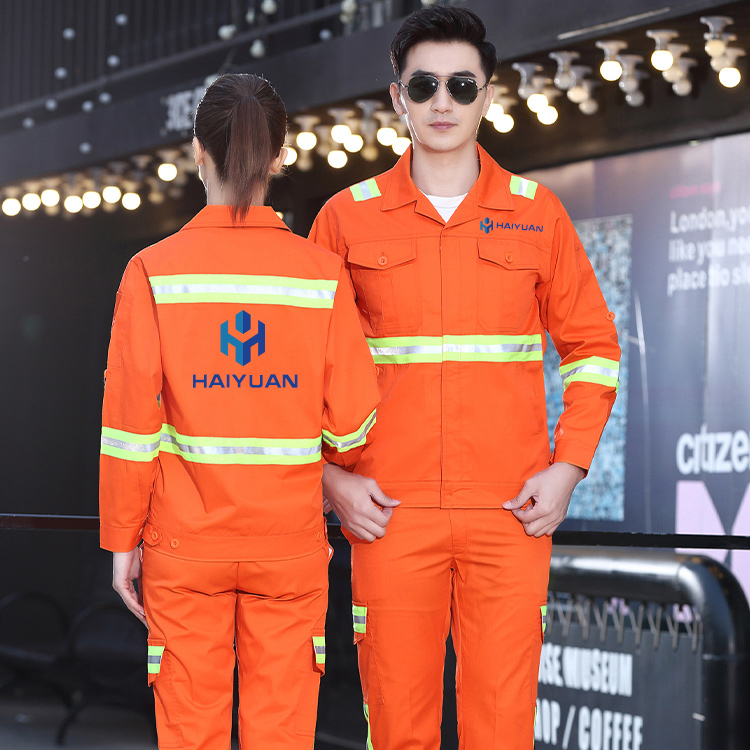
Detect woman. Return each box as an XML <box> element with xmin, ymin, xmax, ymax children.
<box><xmin>99</xmin><ymin>73</ymin><xmax>380</xmax><ymax>749</ymax></box>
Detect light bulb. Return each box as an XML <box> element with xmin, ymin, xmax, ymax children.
<box><xmin>618</xmin><ymin>76</ymin><xmax>639</xmax><ymax>94</ymax></box>
<box><xmin>485</xmin><ymin>102</ymin><xmax>504</xmax><ymax>122</ymax></box>
<box><xmin>122</xmin><ymin>193</ymin><xmax>141</xmax><ymax>210</ymax></box>
<box><xmin>651</xmin><ymin>49</ymin><xmax>673</xmax><ymax>71</ymax></box>
<box><xmin>102</xmin><ymin>185</ymin><xmax>122</xmax><ymax>203</ymax></box>
<box><xmin>2</xmin><ymin>198</ymin><xmax>21</xmax><ymax>216</ymax></box>
<box><xmin>327</xmin><ymin>150</ymin><xmax>347</xmax><ymax>169</ymax></box>
<box><xmin>600</xmin><ymin>59</ymin><xmax>623</xmax><ymax>81</ymax></box>
<box><xmin>64</xmin><ymin>195</ymin><xmax>83</xmax><ymax>213</ymax></box>
<box><xmin>296</xmin><ymin>131</ymin><xmax>317</xmax><ymax>151</ymax></box>
<box><xmin>719</xmin><ymin>67</ymin><xmax>741</xmax><ymax>87</ymax></box>
<box><xmin>493</xmin><ymin>113</ymin><xmax>514</xmax><ymax>133</ymax></box>
<box><xmin>537</xmin><ymin>106</ymin><xmax>558</xmax><ymax>125</ymax></box>
<box><xmin>82</xmin><ymin>191</ymin><xmax>102</xmax><ymax>209</ymax></box>
<box><xmin>376</xmin><ymin>127</ymin><xmax>397</xmax><ymax>147</ymax></box>
<box><xmin>22</xmin><ymin>193</ymin><xmax>42</xmax><ymax>211</ymax></box>
<box><xmin>392</xmin><ymin>137</ymin><xmax>411</xmax><ymax>155</ymax></box>
<box><xmin>284</xmin><ymin>147</ymin><xmax>298</xmax><ymax>166</ymax></box>
<box><xmin>344</xmin><ymin>134</ymin><xmax>364</xmax><ymax>153</ymax></box>
<box><xmin>330</xmin><ymin>124</ymin><xmax>351</xmax><ymax>143</ymax></box>
<box><xmin>625</xmin><ymin>91</ymin><xmax>645</xmax><ymax>107</ymax></box>
<box><xmin>157</xmin><ymin>163</ymin><xmax>178</xmax><ymax>181</ymax></box>
<box><xmin>41</xmin><ymin>189</ymin><xmax>60</xmax><ymax>207</ymax></box>
<box><xmin>705</xmin><ymin>38</ymin><xmax>727</xmax><ymax>57</ymax></box>
<box><xmin>526</xmin><ymin>92</ymin><xmax>548</xmax><ymax>113</ymax></box>
<box><xmin>361</xmin><ymin>144</ymin><xmax>379</xmax><ymax>162</ymax></box>
<box><xmin>579</xmin><ymin>98</ymin><xmax>599</xmax><ymax>115</ymax></box>
<box><xmin>567</xmin><ymin>84</ymin><xmax>588</xmax><ymax>104</ymax></box>
<box><xmin>673</xmin><ymin>79</ymin><xmax>692</xmax><ymax>96</ymax></box>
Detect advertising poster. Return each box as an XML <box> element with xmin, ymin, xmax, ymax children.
<box><xmin>528</xmin><ymin>132</ymin><xmax>750</xmax><ymax>598</ymax></box>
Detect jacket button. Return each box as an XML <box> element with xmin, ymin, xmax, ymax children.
<box><xmin>505</xmin><ymin>253</ymin><xmax>513</xmax><ymax>263</ymax></box>
<box><xmin>377</xmin><ymin>256</ymin><xmax>388</xmax><ymax>266</ymax></box>
<box><xmin>170</xmin><ymin>539</ymin><xmax>179</xmax><ymax>549</ymax></box>
<box><xmin>606</xmin><ymin>311</ymin><xmax>616</xmax><ymax>321</ymax></box>
<box><xmin>151</xmin><ymin>531</ymin><xmax>159</xmax><ymax>541</ymax></box>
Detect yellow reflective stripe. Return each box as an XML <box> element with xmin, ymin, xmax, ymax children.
<box><xmin>350</xmin><ymin>178</ymin><xmax>381</xmax><ymax>202</ymax></box>
<box><xmin>364</xmin><ymin>703</ymin><xmax>374</xmax><ymax>750</ymax></box>
<box><xmin>510</xmin><ymin>175</ymin><xmax>538</xmax><ymax>199</ymax></box>
<box><xmin>367</xmin><ymin>334</ymin><xmax>543</xmax><ymax>364</ymax></box>
<box><xmin>541</xmin><ymin>604</ymin><xmax>548</xmax><ymax>635</ymax></box>
<box><xmin>323</xmin><ymin>409</ymin><xmax>376</xmax><ymax>452</ymax></box>
<box><xmin>149</xmin><ymin>274</ymin><xmax>337</xmax><ymax>308</ymax></box>
<box><xmin>100</xmin><ymin>427</ymin><xmax>161</xmax><ymax>462</ymax></box>
<box><xmin>313</xmin><ymin>635</ymin><xmax>326</xmax><ymax>665</ymax></box>
<box><xmin>560</xmin><ymin>356</ymin><xmax>619</xmax><ymax>391</ymax></box>
<box><xmin>147</xmin><ymin>645</ymin><xmax>164</xmax><ymax>674</ymax></box>
<box><xmin>353</xmin><ymin>604</ymin><xmax>367</xmax><ymax>634</ymax></box>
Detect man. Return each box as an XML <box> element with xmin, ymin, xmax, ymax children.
<box><xmin>310</xmin><ymin>6</ymin><xmax>620</xmax><ymax>749</ymax></box>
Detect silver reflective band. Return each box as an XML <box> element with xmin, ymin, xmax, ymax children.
<box><xmin>323</xmin><ymin>411</ymin><xmax>377</xmax><ymax>450</ymax></box>
<box><xmin>314</xmin><ymin>645</ymin><xmax>326</xmax><ymax>655</ymax></box>
<box><xmin>353</xmin><ymin>615</ymin><xmax>366</xmax><ymax>625</ymax></box>
<box><xmin>151</xmin><ymin>283</ymin><xmax>335</xmax><ymax>300</ymax></box>
<box><xmin>147</xmin><ymin>655</ymin><xmax>162</xmax><ymax>664</ymax></box>
<box><xmin>441</xmin><ymin>342</ymin><xmax>542</xmax><ymax>354</ymax></box>
<box><xmin>160</xmin><ymin>432</ymin><xmax>320</xmax><ymax>457</ymax></box>
<box><xmin>101</xmin><ymin>436</ymin><xmax>160</xmax><ymax>454</ymax></box>
<box><xmin>563</xmin><ymin>364</ymin><xmax>619</xmax><ymax>380</ymax></box>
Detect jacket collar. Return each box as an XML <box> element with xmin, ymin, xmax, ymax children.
<box><xmin>380</xmin><ymin>144</ymin><xmax>514</xmax><ymax>216</ymax></box>
<box><xmin>181</xmin><ymin>204</ymin><xmax>292</xmax><ymax>231</ymax></box>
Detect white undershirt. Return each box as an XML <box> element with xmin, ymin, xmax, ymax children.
<box><xmin>422</xmin><ymin>192</ymin><xmax>468</xmax><ymax>222</ymax></box>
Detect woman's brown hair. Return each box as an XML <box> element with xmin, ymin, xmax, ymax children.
<box><xmin>193</xmin><ymin>73</ymin><xmax>287</xmax><ymax>221</ymax></box>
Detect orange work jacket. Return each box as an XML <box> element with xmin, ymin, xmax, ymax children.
<box><xmin>100</xmin><ymin>205</ymin><xmax>379</xmax><ymax>559</ymax></box>
<box><xmin>310</xmin><ymin>145</ymin><xmax>620</xmax><ymax>509</ymax></box>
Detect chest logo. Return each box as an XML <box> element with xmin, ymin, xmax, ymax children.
<box><xmin>480</xmin><ymin>218</ymin><xmax>544</xmax><ymax>234</ymax></box>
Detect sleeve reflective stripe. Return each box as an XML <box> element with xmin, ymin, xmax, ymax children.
<box><xmin>353</xmin><ymin>604</ymin><xmax>367</xmax><ymax>634</ymax></box>
<box><xmin>100</xmin><ymin>427</ymin><xmax>161</xmax><ymax>462</ymax></box>
<box><xmin>560</xmin><ymin>356</ymin><xmax>620</xmax><ymax>391</ymax></box>
<box><xmin>509</xmin><ymin>175</ymin><xmax>538</xmax><ymax>199</ymax></box>
<box><xmin>313</xmin><ymin>635</ymin><xmax>326</xmax><ymax>665</ymax></box>
<box><xmin>350</xmin><ymin>178</ymin><xmax>381</xmax><ymax>202</ymax></box>
<box><xmin>323</xmin><ymin>409</ymin><xmax>377</xmax><ymax>452</ymax></box>
<box><xmin>147</xmin><ymin>645</ymin><xmax>165</xmax><ymax>675</ymax></box>
<box><xmin>149</xmin><ymin>274</ymin><xmax>337</xmax><ymax>308</ymax></box>
<box><xmin>366</xmin><ymin>334</ymin><xmax>543</xmax><ymax>364</ymax></box>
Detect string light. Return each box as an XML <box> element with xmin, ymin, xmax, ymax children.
<box><xmin>327</xmin><ymin>150</ymin><xmax>347</xmax><ymax>169</ymax></box>
<box><xmin>121</xmin><ymin>193</ymin><xmax>141</xmax><ymax>210</ymax></box>
<box><xmin>82</xmin><ymin>191</ymin><xmax>102</xmax><ymax>209</ymax></box>
<box><xmin>102</xmin><ymin>185</ymin><xmax>122</xmax><ymax>203</ymax></box>
<box><xmin>41</xmin><ymin>189</ymin><xmax>60</xmax><ymax>207</ymax></box>
<box><xmin>2</xmin><ymin>198</ymin><xmax>21</xmax><ymax>216</ymax></box>
<box><xmin>22</xmin><ymin>193</ymin><xmax>42</xmax><ymax>211</ymax></box>
<box><xmin>157</xmin><ymin>163</ymin><xmax>178</xmax><ymax>181</ymax></box>
<box><xmin>64</xmin><ymin>195</ymin><xmax>83</xmax><ymax>213</ymax></box>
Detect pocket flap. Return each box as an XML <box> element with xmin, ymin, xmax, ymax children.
<box><xmin>478</xmin><ymin>239</ymin><xmax>538</xmax><ymax>270</ymax></box>
<box><xmin>348</xmin><ymin>240</ymin><xmax>416</xmax><ymax>270</ymax></box>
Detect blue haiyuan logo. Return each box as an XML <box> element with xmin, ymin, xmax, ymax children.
<box><xmin>220</xmin><ymin>310</ymin><xmax>265</xmax><ymax>365</ymax></box>
<box><xmin>480</xmin><ymin>217</ymin><xmax>544</xmax><ymax>234</ymax></box>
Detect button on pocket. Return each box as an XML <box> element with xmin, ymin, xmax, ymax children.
<box><xmin>477</xmin><ymin>239</ymin><xmax>541</xmax><ymax>333</ymax></box>
<box><xmin>347</xmin><ymin>240</ymin><xmax>420</xmax><ymax>336</ymax></box>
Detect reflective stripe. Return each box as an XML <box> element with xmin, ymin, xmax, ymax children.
<box><xmin>350</xmin><ymin>178</ymin><xmax>381</xmax><ymax>202</ymax></box>
<box><xmin>541</xmin><ymin>604</ymin><xmax>548</xmax><ymax>636</ymax></box>
<box><xmin>100</xmin><ymin>427</ymin><xmax>161</xmax><ymax>462</ymax></box>
<box><xmin>323</xmin><ymin>409</ymin><xmax>376</xmax><ymax>452</ymax></box>
<box><xmin>560</xmin><ymin>356</ymin><xmax>619</xmax><ymax>391</ymax></box>
<box><xmin>510</xmin><ymin>175</ymin><xmax>538</xmax><ymax>199</ymax></box>
<box><xmin>159</xmin><ymin>424</ymin><xmax>321</xmax><ymax>465</ymax></box>
<box><xmin>149</xmin><ymin>274</ymin><xmax>337</xmax><ymax>308</ymax></box>
<box><xmin>102</xmin><ymin>424</ymin><xmax>322</xmax><ymax>466</ymax></box>
<box><xmin>353</xmin><ymin>604</ymin><xmax>367</xmax><ymax>634</ymax></box>
<box><xmin>147</xmin><ymin>645</ymin><xmax>164</xmax><ymax>675</ymax></box>
<box><xmin>313</xmin><ymin>635</ymin><xmax>326</xmax><ymax>665</ymax></box>
<box><xmin>367</xmin><ymin>334</ymin><xmax>543</xmax><ymax>364</ymax></box>
<box><xmin>364</xmin><ymin>702</ymin><xmax>374</xmax><ymax>750</ymax></box>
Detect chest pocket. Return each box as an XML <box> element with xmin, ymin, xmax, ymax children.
<box><xmin>347</xmin><ymin>240</ymin><xmax>420</xmax><ymax>336</ymax></box>
<box><xmin>477</xmin><ymin>239</ymin><xmax>541</xmax><ymax>333</ymax></box>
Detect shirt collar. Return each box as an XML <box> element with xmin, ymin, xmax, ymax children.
<box><xmin>180</xmin><ymin>204</ymin><xmax>292</xmax><ymax>231</ymax></box>
<box><xmin>380</xmin><ymin>144</ymin><xmax>514</xmax><ymax>214</ymax></box>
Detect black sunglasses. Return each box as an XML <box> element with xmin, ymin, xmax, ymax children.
<box><xmin>399</xmin><ymin>75</ymin><xmax>487</xmax><ymax>105</ymax></box>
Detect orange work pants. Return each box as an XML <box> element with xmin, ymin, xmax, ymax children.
<box><xmin>141</xmin><ymin>542</ymin><xmax>330</xmax><ymax>750</ymax></box>
<box><xmin>349</xmin><ymin>507</ymin><xmax>551</xmax><ymax>750</ymax></box>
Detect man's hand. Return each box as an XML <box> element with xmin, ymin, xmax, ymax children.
<box><xmin>323</xmin><ymin>464</ymin><xmax>400</xmax><ymax>542</ymax></box>
<box><xmin>502</xmin><ymin>462</ymin><xmax>586</xmax><ymax>537</ymax></box>
<box><xmin>112</xmin><ymin>548</ymin><xmax>147</xmax><ymax>626</ymax></box>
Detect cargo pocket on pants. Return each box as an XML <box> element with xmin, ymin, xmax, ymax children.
<box><xmin>147</xmin><ymin>637</ymin><xmax>184</xmax><ymax>748</ymax></box>
<box><xmin>295</xmin><ymin>631</ymin><xmax>325</xmax><ymax>737</ymax></box>
<box><xmin>352</xmin><ymin>602</ymin><xmax>384</xmax><ymax>706</ymax></box>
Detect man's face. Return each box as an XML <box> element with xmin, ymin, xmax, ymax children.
<box><xmin>390</xmin><ymin>41</ymin><xmax>493</xmax><ymax>156</ymax></box>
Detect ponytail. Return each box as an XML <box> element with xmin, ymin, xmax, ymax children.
<box><xmin>194</xmin><ymin>74</ymin><xmax>287</xmax><ymax>222</ymax></box>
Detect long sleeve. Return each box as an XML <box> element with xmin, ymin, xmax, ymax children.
<box><xmin>321</xmin><ymin>264</ymin><xmax>379</xmax><ymax>470</ymax></box>
<box><xmin>539</xmin><ymin>205</ymin><xmax>621</xmax><ymax>471</ymax></box>
<box><xmin>99</xmin><ymin>257</ymin><xmax>163</xmax><ymax>552</ymax></box>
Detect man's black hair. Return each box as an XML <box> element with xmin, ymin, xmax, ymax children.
<box><xmin>390</xmin><ymin>5</ymin><xmax>498</xmax><ymax>83</ymax></box>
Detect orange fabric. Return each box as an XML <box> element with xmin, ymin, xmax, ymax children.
<box><xmin>348</xmin><ymin>508</ymin><xmax>550</xmax><ymax>750</ymax></box>
<box><xmin>99</xmin><ymin>205</ymin><xmax>379</xmax><ymax>556</ymax></box>
<box><xmin>310</xmin><ymin>145</ymin><xmax>620</xmax><ymax>508</ymax></box>
<box><xmin>142</xmin><ymin>541</ymin><xmax>329</xmax><ymax>750</ymax></box>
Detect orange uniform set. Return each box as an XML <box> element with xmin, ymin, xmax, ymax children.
<box><xmin>310</xmin><ymin>145</ymin><xmax>621</xmax><ymax>748</ymax></box>
<box><xmin>99</xmin><ymin>205</ymin><xmax>379</xmax><ymax>750</ymax></box>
